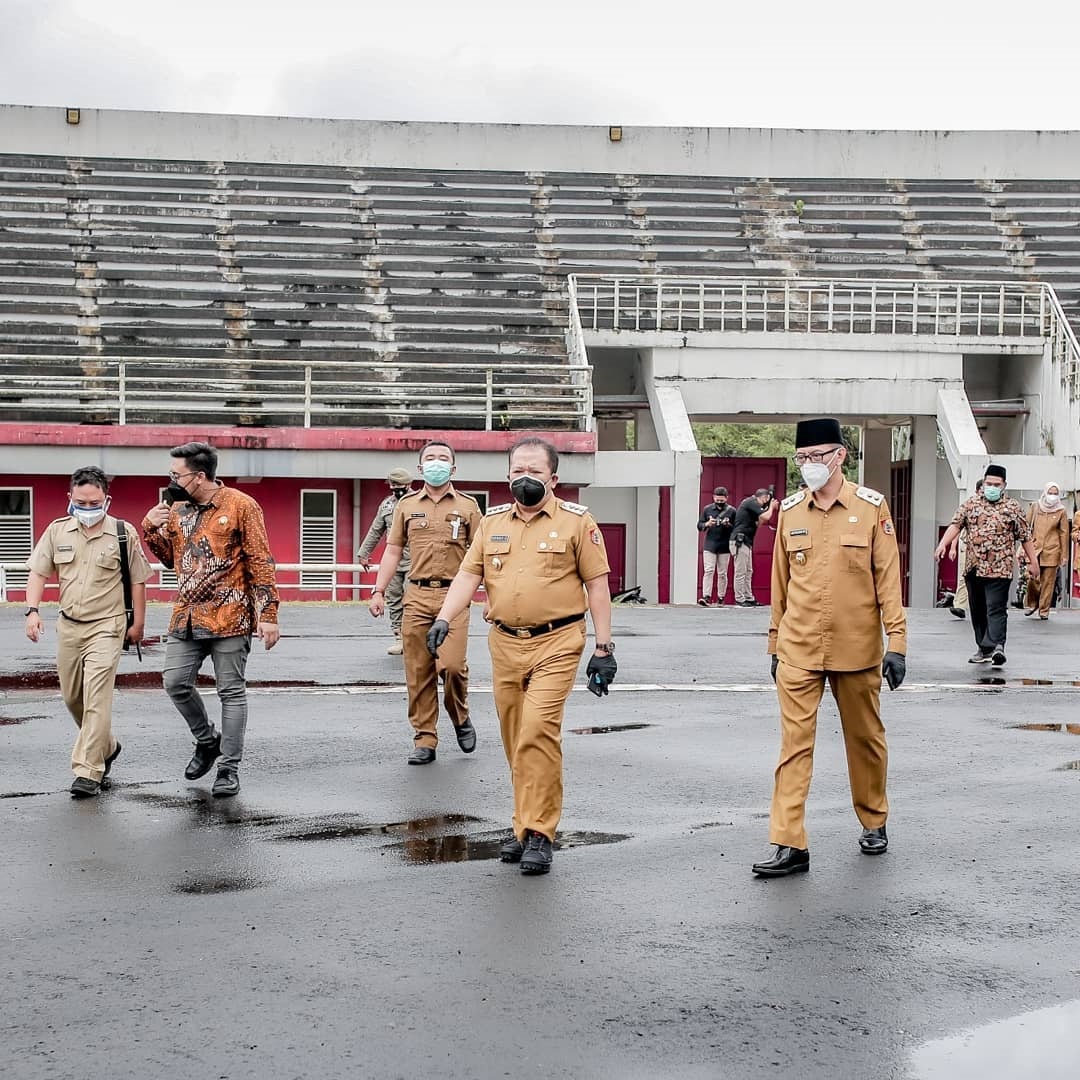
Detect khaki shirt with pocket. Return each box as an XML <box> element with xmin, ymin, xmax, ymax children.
<box><xmin>28</xmin><ymin>515</ymin><xmax>153</xmax><ymax>622</ymax></box>
<box><xmin>768</xmin><ymin>481</ymin><xmax>906</xmax><ymax>671</ymax></box>
<box><xmin>388</xmin><ymin>485</ymin><xmax>481</xmax><ymax>581</ymax></box>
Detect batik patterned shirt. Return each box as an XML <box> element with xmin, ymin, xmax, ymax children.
<box><xmin>142</xmin><ymin>484</ymin><xmax>279</xmax><ymax>638</ymax></box>
<box><xmin>950</xmin><ymin>495</ymin><xmax>1031</xmax><ymax>579</ymax></box>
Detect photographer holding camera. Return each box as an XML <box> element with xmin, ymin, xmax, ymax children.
<box><xmin>731</xmin><ymin>487</ymin><xmax>778</xmax><ymax>606</ymax></box>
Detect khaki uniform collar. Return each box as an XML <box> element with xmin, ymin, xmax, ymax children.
<box><xmin>62</xmin><ymin>514</ymin><xmax>119</xmax><ymax>536</ymax></box>
<box><xmin>509</xmin><ymin>496</ymin><xmax>557</xmax><ymax>520</ymax></box>
<box><xmin>808</xmin><ymin>479</ymin><xmax>855</xmax><ymax>511</ymax></box>
<box><xmin>417</xmin><ymin>482</ymin><xmax>459</xmax><ymax>505</ymax></box>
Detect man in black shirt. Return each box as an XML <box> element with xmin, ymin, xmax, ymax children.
<box><xmin>731</xmin><ymin>488</ymin><xmax>778</xmax><ymax>606</ymax></box>
<box><xmin>697</xmin><ymin>487</ymin><xmax>737</xmax><ymax>605</ymax></box>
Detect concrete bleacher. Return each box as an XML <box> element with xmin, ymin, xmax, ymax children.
<box><xmin>5</xmin><ymin>153</ymin><xmax>1080</xmax><ymax>429</ymax></box>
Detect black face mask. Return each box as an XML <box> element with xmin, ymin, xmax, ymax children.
<box><xmin>510</xmin><ymin>475</ymin><xmax>547</xmax><ymax>507</ymax></box>
<box><xmin>715</xmin><ymin>499</ymin><xmax>727</xmax><ymax>508</ymax></box>
<box><xmin>164</xmin><ymin>482</ymin><xmax>191</xmax><ymax>506</ymax></box>
<box><xmin>390</xmin><ymin>487</ymin><xmax>408</xmax><ymax>499</ymax></box>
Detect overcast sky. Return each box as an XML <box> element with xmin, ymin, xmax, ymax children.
<box><xmin>3</xmin><ymin>0</ymin><xmax>1079</xmax><ymax>130</ymax></box>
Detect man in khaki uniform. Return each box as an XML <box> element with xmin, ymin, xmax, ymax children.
<box><xmin>357</xmin><ymin>466</ymin><xmax>413</xmax><ymax>655</ymax></box>
<box><xmin>370</xmin><ymin>441</ymin><xmax>481</xmax><ymax>764</ymax></box>
<box><xmin>24</xmin><ymin>466</ymin><xmax>152</xmax><ymax>798</ymax></box>
<box><xmin>428</xmin><ymin>436</ymin><xmax>617</xmax><ymax>876</ymax></box>
<box><xmin>753</xmin><ymin>419</ymin><xmax>907</xmax><ymax>878</ymax></box>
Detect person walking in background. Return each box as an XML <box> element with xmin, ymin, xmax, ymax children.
<box><xmin>25</xmin><ymin>466</ymin><xmax>151</xmax><ymax>798</ymax></box>
<box><xmin>369</xmin><ymin>441</ymin><xmax>481</xmax><ymax>765</ymax></box>
<box><xmin>697</xmin><ymin>486</ymin><xmax>736</xmax><ymax>605</ymax></box>
<box><xmin>934</xmin><ymin>464</ymin><xmax>1038</xmax><ymax>668</ymax></box>
<box><xmin>358</xmin><ymin>467</ymin><xmax>414</xmax><ymax>655</ymax></box>
<box><xmin>1024</xmin><ymin>482</ymin><xmax>1070</xmax><ymax>620</ymax></box>
<box><xmin>142</xmin><ymin>442</ymin><xmax>281</xmax><ymax>798</ymax></box>
<box><xmin>731</xmin><ymin>488</ymin><xmax>778</xmax><ymax>606</ymax></box>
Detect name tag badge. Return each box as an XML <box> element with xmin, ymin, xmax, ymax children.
<box><xmin>491</xmin><ymin>535</ymin><xmax>510</xmax><ymax>542</ymax></box>
<box><xmin>789</xmin><ymin>528</ymin><xmax>808</xmax><ymax>537</ymax></box>
<box><xmin>409</xmin><ymin>512</ymin><xmax>427</xmax><ymax>518</ymax></box>
<box><xmin>57</xmin><ymin>544</ymin><xmax>74</xmax><ymax>551</ymax></box>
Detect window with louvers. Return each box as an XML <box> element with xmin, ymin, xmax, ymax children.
<box><xmin>0</xmin><ymin>489</ymin><xmax>32</xmax><ymax>590</ymax></box>
<box><xmin>300</xmin><ymin>490</ymin><xmax>336</xmax><ymax>590</ymax></box>
<box><xmin>155</xmin><ymin>488</ymin><xmax>178</xmax><ymax>591</ymax></box>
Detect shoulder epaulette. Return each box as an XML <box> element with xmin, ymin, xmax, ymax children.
<box><xmin>397</xmin><ymin>489</ymin><xmax>421</xmax><ymax>500</ymax></box>
<box><xmin>780</xmin><ymin>491</ymin><xmax>806</xmax><ymax>512</ymax></box>
<box><xmin>486</xmin><ymin>502</ymin><xmax>513</xmax><ymax>515</ymax></box>
<box><xmin>560</xmin><ymin>500</ymin><xmax>588</xmax><ymax>516</ymax></box>
<box><xmin>458</xmin><ymin>491</ymin><xmax>481</xmax><ymax>505</ymax></box>
<box><xmin>856</xmin><ymin>486</ymin><xmax>884</xmax><ymax>507</ymax></box>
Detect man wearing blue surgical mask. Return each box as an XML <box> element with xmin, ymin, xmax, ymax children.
<box><xmin>24</xmin><ymin>466</ymin><xmax>152</xmax><ymax>798</ymax></box>
<box><xmin>370</xmin><ymin>442</ymin><xmax>482</xmax><ymax>764</ymax></box>
<box><xmin>935</xmin><ymin>464</ymin><xmax>1039</xmax><ymax>667</ymax></box>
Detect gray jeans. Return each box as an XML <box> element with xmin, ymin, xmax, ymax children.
<box><xmin>163</xmin><ymin>634</ymin><xmax>252</xmax><ymax>769</ymax></box>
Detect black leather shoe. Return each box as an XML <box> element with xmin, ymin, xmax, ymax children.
<box><xmin>859</xmin><ymin>825</ymin><xmax>888</xmax><ymax>855</ymax></box>
<box><xmin>70</xmin><ymin>777</ymin><xmax>100</xmax><ymax>799</ymax></box>
<box><xmin>991</xmin><ymin>647</ymin><xmax>1007</xmax><ymax>666</ymax></box>
<box><xmin>751</xmin><ymin>846</ymin><xmax>810</xmax><ymax>877</ymax></box>
<box><xmin>454</xmin><ymin>719</ymin><xmax>477</xmax><ymax>754</ymax></box>
<box><xmin>949</xmin><ymin>607</ymin><xmax>966</xmax><ymax>619</ymax></box>
<box><xmin>211</xmin><ymin>767</ymin><xmax>239</xmax><ymax>798</ymax></box>
<box><xmin>499</xmin><ymin>834</ymin><xmax>524</xmax><ymax>863</ymax></box>
<box><xmin>103</xmin><ymin>741</ymin><xmax>122</xmax><ymax>778</ymax></box>
<box><xmin>408</xmin><ymin>746</ymin><xmax>437</xmax><ymax>765</ymax></box>
<box><xmin>185</xmin><ymin>734</ymin><xmax>221</xmax><ymax>780</ymax></box>
<box><xmin>520</xmin><ymin>830</ymin><xmax>553</xmax><ymax>875</ymax></box>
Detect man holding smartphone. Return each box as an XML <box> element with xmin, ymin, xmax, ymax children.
<box><xmin>753</xmin><ymin>418</ymin><xmax>907</xmax><ymax>878</ymax></box>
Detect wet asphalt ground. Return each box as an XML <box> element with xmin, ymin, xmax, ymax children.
<box><xmin>2</xmin><ymin>600</ymin><xmax>1079</xmax><ymax>1080</ymax></box>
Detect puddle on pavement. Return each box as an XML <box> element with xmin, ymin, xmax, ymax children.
<box><xmin>388</xmin><ymin>829</ymin><xmax>632</xmax><ymax>865</ymax></box>
<box><xmin>0</xmin><ymin>714</ymin><xmax>46</xmax><ymax>725</ymax></box>
<box><xmin>1012</xmin><ymin>723</ymin><xmax>1080</xmax><ymax>735</ymax></box>
<box><xmin>122</xmin><ymin>789</ymin><xmax>290</xmax><ymax>827</ymax></box>
<box><xmin>977</xmin><ymin>677</ymin><xmax>1080</xmax><ymax>689</ymax></box>
<box><xmin>569</xmin><ymin>723</ymin><xmax>653</xmax><ymax>735</ymax></box>
<box><xmin>0</xmin><ymin>672</ymin><xmax>396</xmax><ymax>690</ymax></box>
<box><xmin>910</xmin><ymin>999</ymin><xmax>1080</xmax><ymax>1080</ymax></box>
<box><xmin>172</xmin><ymin>875</ymin><xmax>263</xmax><ymax>895</ymax></box>
<box><xmin>0</xmin><ymin>790</ymin><xmax>50</xmax><ymax>799</ymax></box>
<box><xmin>274</xmin><ymin>811</ymin><xmax>483</xmax><ymax>843</ymax></box>
<box><xmin>1055</xmin><ymin>761</ymin><xmax>1080</xmax><ymax>771</ymax></box>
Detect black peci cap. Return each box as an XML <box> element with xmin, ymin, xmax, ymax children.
<box><xmin>794</xmin><ymin>417</ymin><xmax>843</xmax><ymax>448</ymax></box>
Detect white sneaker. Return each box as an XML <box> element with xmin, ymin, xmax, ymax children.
<box><xmin>387</xmin><ymin>640</ymin><xmax>403</xmax><ymax>656</ymax></box>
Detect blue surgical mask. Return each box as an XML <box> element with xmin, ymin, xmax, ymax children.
<box><xmin>421</xmin><ymin>460</ymin><xmax>452</xmax><ymax>487</ymax></box>
<box><xmin>983</xmin><ymin>486</ymin><xmax>1003</xmax><ymax>503</ymax></box>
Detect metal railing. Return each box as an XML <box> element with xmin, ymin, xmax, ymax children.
<box><xmin>570</xmin><ymin>274</ymin><xmax>1080</xmax><ymax>400</ymax></box>
<box><xmin>0</xmin><ymin>355</ymin><xmax>593</xmax><ymax>432</ymax></box>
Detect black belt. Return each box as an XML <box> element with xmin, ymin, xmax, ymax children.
<box><xmin>409</xmin><ymin>578</ymin><xmax>454</xmax><ymax>588</ymax></box>
<box><xmin>60</xmin><ymin>611</ymin><xmax>113</xmax><ymax>625</ymax></box>
<box><xmin>494</xmin><ymin>613</ymin><xmax>585</xmax><ymax>639</ymax></box>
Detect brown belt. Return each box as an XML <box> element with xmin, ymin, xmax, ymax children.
<box><xmin>409</xmin><ymin>578</ymin><xmax>454</xmax><ymax>588</ymax></box>
<box><xmin>494</xmin><ymin>613</ymin><xmax>585</xmax><ymax>639</ymax></box>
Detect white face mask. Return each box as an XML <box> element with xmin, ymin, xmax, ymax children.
<box><xmin>799</xmin><ymin>449</ymin><xmax>841</xmax><ymax>493</ymax></box>
<box><xmin>1044</xmin><ymin>493</ymin><xmax>1060</xmax><ymax>506</ymax></box>
<box><xmin>68</xmin><ymin>499</ymin><xmax>109</xmax><ymax>527</ymax></box>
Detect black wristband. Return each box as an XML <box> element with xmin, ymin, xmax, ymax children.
<box><xmin>25</xmin><ymin>606</ymin><xmax>39</xmax><ymax>616</ymax></box>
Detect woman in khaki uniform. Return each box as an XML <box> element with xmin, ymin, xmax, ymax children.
<box><xmin>1024</xmin><ymin>483</ymin><xmax>1070</xmax><ymax>619</ymax></box>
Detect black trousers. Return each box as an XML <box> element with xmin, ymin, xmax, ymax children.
<box><xmin>966</xmin><ymin>572</ymin><xmax>1011</xmax><ymax>652</ymax></box>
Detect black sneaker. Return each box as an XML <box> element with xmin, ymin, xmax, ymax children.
<box><xmin>991</xmin><ymin>648</ymin><xmax>1007</xmax><ymax>667</ymax></box>
<box><xmin>949</xmin><ymin>607</ymin><xmax>966</xmax><ymax>619</ymax></box>
<box><xmin>70</xmin><ymin>777</ymin><xmax>100</xmax><ymax>799</ymax></box>
<box><xmin>697</xmin><ymin>598</ymin><xmax>709</xmax><ymax>607</ymax></box>
<box><xmin>968</xmin><ymin>651</ymin><xmax>993</xmax><ymax>664</ymax></box>
<box><xmin>103</xmin><ymin>741</ymin><xmax>122</xmax><ymax>778</ymax></box>
<box><xmin>499</xmin><ymin>834</ymin><xmax>524</xmax><ymax>863</ymax></box>
<box><xmin>211</xmin><ymin>767</ymin><xmax>239</xmax><ymax>798</ymax></box>
<box><xmin>185</xmin><ymin>734</ymin><xmax>221</xmax><ymax>780</ymax></box>
<box><xmin>520</xmin><ymin>830</ymin><xmax>553</xmax><ymax>875</ymax></box>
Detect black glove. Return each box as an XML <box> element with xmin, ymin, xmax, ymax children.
<box><xmin>426</xmin><ymin>619</ymin><xmax>450</xmax><ymax>657</ymax></box>
<box><xmin>770</xmin><ymin>655</ymin><xmax>779</xmax><ymax>682</ymax></box>
<box><xmin>586</xmin><ymin>653</ymin><xmax>618</xmax><ymax>698</ymax></box>
<box><xmin>882</xmin><ymin>652</ymin><xmax>906</xmax><ymax>691</ymax></box>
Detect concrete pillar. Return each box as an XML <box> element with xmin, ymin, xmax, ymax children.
<box><xmin>861</xmin><ymin>426</ymin><xmax>892</xmax><ymax>498</ymax></box>
<box><xmin>636</xmin><ymin>486</ymin><xmax>660</xmax><ymax>602</ymax></box>
<box><xmin>910</xmin><ymin>414</ymin><xmax>939</xmax><ymax>608</ymax></box>
<box><xmin>671</xmin><ymin>450</ymin><xmax>702</xmax><ymax>605</ymax></box>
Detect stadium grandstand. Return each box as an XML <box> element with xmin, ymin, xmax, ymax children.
<box><xmin>1</xmin><ymin>106</ymin><xmax>1078</xmax><ymax>606</ymax></box>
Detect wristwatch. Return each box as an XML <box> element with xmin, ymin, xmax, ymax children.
<box><xmin>594</xmin><ymin>642</ymin><xmax>615</xmax><ymax>654</ymax></box>
<box><xmin>24</xmin><ymin>606</ymin><xmax>39</xmax><ymax>616</ymax></box>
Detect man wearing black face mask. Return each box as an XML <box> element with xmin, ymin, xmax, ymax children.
<box><xmin>427</xmin><ymin>436</ymin><xmax>615</xmax><ymax>876</ymax></box>
<box><xmin>357</xmin><ymin>467</ymin><xmax>413</xmax><ymax>655</ymax></box>
<box><xmin>698</xmin><ymin>487</ymin><xmax>736</xmax><ymax>605</ymax></box>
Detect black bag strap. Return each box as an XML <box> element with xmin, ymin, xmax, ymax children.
<box><xmin>115</xmin><ymin>519</ymin><xmax>134</xmax><ymax>628</ymax></box>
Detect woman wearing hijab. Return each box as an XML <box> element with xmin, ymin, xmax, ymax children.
<box><xmin>1024</xmin><ymin>483</ymin><xmax>1070</xmax><ymax>619</ymax></box>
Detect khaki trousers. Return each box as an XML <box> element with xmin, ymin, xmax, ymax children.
<box><xmin>731</xmin><ymin>540</ymin><xmax>755</xmax><ymax>603</ymax></box>
<box><xmin>701</xmin><ymin>550</ymin><xmax>731</xmax><ymax>602</ymax></box>
<box><xmin>489</xmin><ymin>620</ymin><xmax>586</xmax><ymax>842</ymax></box>
<box><xmin>56</xmin><ymin>613</ymin><xmax>126</xmax><ymax>780</ymax></box>
<box><xmin>770</xmin><ymin>662</ymin><xmax>888</xmax><ymax>850</ymax></box>
<box><xmin>401</xmin><ymin>584</ymin><xmax>470</xmax><ymax>748</ymax></box>
<box><xmin>1025</xmin><ymin>565</ymin><xmax>1058</xmax><ymax>617</ymax></box>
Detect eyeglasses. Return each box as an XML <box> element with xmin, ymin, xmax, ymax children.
<box><xmin>168</xmin><ymin>471</ymin><xmax>197</xmax><ymax>482</ymax></box>
<box><xmin>792</xmin><ymin>448</ymin><xmax>841</xmax><ymax>466</ymax></box>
